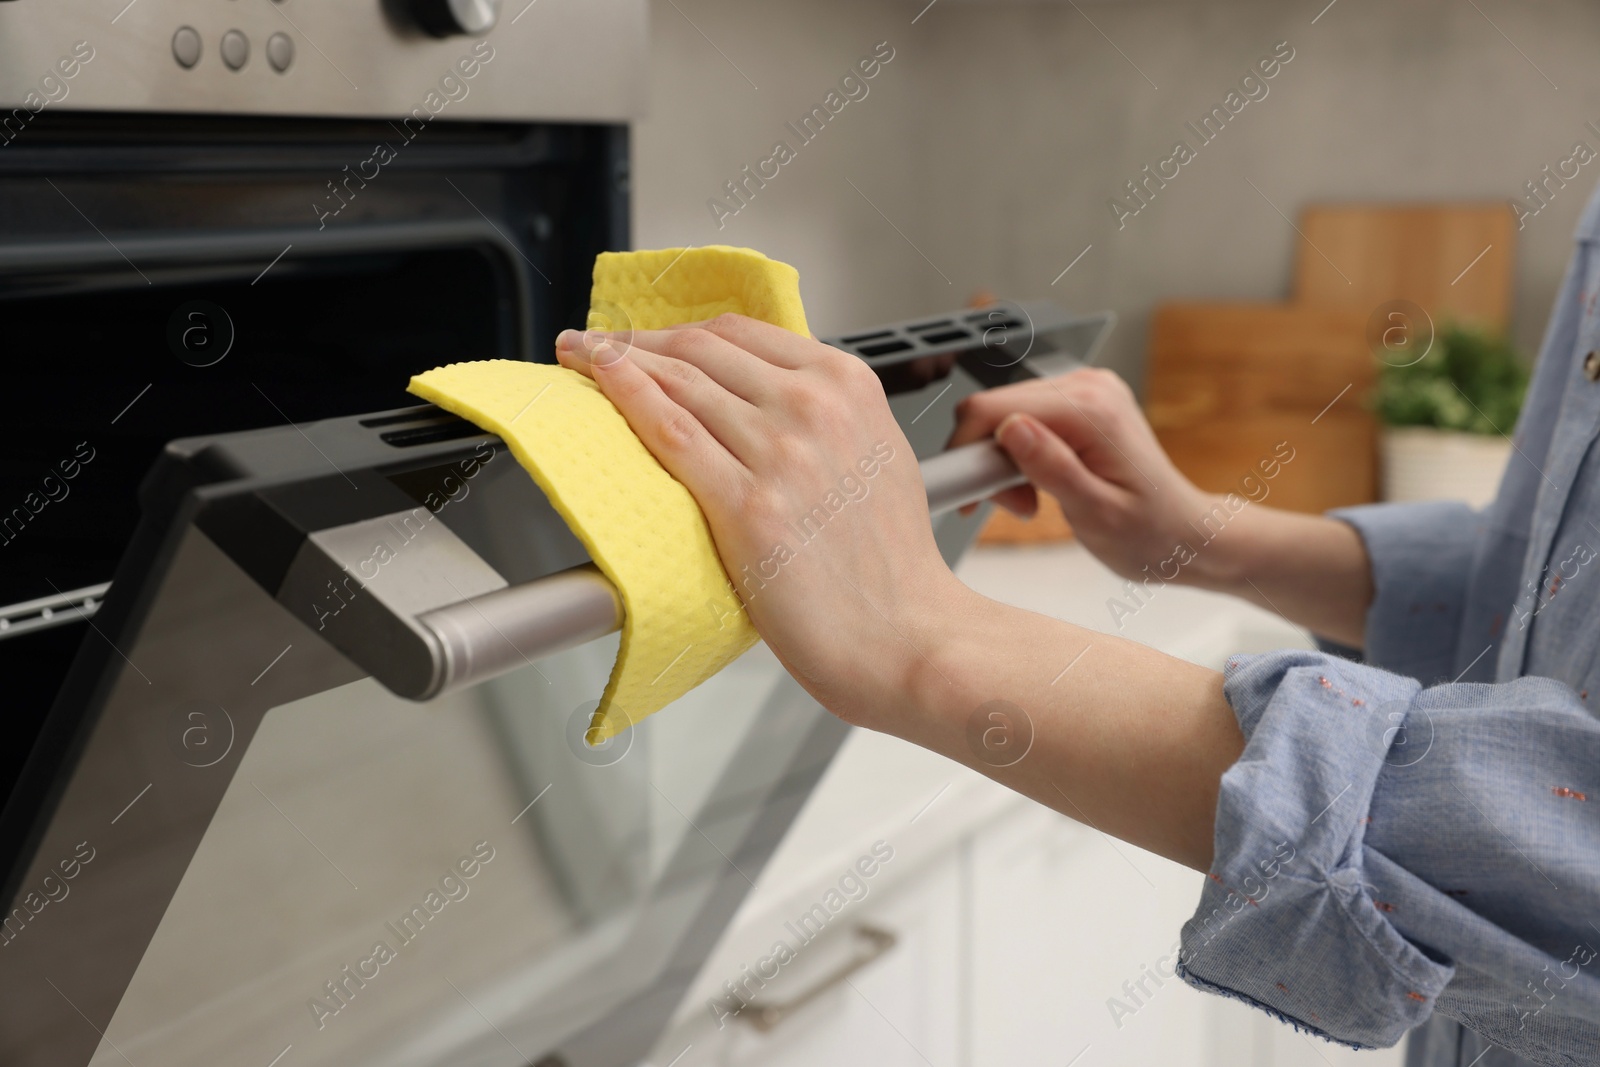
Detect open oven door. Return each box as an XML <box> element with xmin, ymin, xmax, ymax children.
<box><xmin>0</xmin><ymin>303</ymin><xmax>1111</xmax><ymax>1067</ymax></box>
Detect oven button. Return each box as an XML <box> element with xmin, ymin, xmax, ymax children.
<box><xmin>172</xmin><ymin>26</ymin><xmax>202</xmax><ymax>69</ymax></box>
<box><xmin>410</xmin><ymin>0</ymin><xmax>498</xmax><ymax>38</ymax></box>
<box><xmin>220</xmin><ymin>30</ymin><xmax>250</xmax><ymax>71</ymax></box>
<box><xmin>266</xmin><ymin>33</ymin><xmax>294</xmax><ymax>73</ymax></box>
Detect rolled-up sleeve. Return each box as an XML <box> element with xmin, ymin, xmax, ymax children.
<box><xmin>1177</xmin><ymin>650</ymin><xmax>1600</xmax><ymax>1063</ymax></box>
<box><xmin>1330</xmin><ymin>500</ymin><xmax>1481</xmax><ymax>683</ymax></box>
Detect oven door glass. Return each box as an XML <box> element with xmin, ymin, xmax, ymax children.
<box><xmin>0</xmin><ymin>421</ymin><xmax>859</xmax><ymax>1067</ymax></box>
<box><xmin>94</xmin><ymin>643</ymin><xmax>815</xmax><ymax>1067</ymax></box>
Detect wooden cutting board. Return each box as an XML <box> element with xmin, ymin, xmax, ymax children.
<box><xmin>1293</xmin><ymin>203</ymin><xmax>1515</xmax><ymax>330</ymax></box>
<box><xmin>1144</xmin><ymin>303</ymin><xmax>1376</xmax><ymax>514</ymax></box>
<box><xmin>980</xmin><ymin>203</ymin><xmax>1514</xmax><ymax>540</ymax></box>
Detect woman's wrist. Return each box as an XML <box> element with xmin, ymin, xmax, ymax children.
<box><xmin>1144</xmin><ymin>491</ymin><xmax>1259</xmax><ymax>596</ymax></box>
<box><xmin>1155</xmin><ymin>499</ymin><xmax>1374</xmax><ymax>646</ymax></box>
<box><xmin>1176</xmin><ymin>495</ymin><xmax>1250</xmax><ymax>594</ymax></box>
<box><xmin>834</xmin><ymin>576</ymin><xmax>991</xmax><ymax>736</ymax></box>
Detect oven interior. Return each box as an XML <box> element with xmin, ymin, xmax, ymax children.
<box><xmin>0</xmin><ymin>112</ymin><xmax>626</xmax><ymax>822</ymax></box>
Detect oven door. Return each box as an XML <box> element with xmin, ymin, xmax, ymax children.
<box><xmin>0</xmin><ymin>413</ymin><xmax>843</xmax><ymax>1067</ymax></box>
<box><xmin>0</xmin><ymin>301</ymin><xmax>1100</xmax><ymax>1067</ymax></box>
<box><xmin>0</xmin><ymin>350</ymin><xmax>1026</xmax><ymax>1067</ymax></box>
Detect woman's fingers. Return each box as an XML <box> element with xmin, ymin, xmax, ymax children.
<box><xmin>958</xmin><ymin>484</ymin><xmax>1040</xmax><ymax>519</ymax></box>
<box><xmin>952</xmin><ymin>386</ymin><xmax>1129</xmax><ymax>517</ymax></box>
<box><xmin>577</xmin><ymin>314</ymin><xmax>820</xmax><ymax>375</ymax></box>
<box><xmin>949</xmin><ymin>376</ymin><xmax>1092</xmax><ymax>515</ymax></box>
<box><xmin>579</xmin><ymin>342</ymin><xmax>749</xmax><ymax>511</ymax></box>
<box><xmin>990</xmin><ymin>484</ymin><xmax>1040</xmax><ymax>518</ymax></box>
<box><xmin>994</xmin><ymin>413</ymin><xmax>1124</xmax><ymax>520</ymax></box>
<box><xmin>557</xmin><ymin>313</ymin><xmax>859</xmax><ymax>464</ymax></box>
<box><xmin>950</xmin><ymin>369</ymin><xmax>1160</xmax><ymax>495</ymax></box>
<box><xmin>558</xmin><ymin>332</ymin><xmax>772</xmax><ymax>460</ymax></box>
<box><xmin>948</xmin><ymin>377</ymin><xmax>1074</xmax><ymax>449</ymax></box>
<box><xmin>568</xmin><ymin>323</ymin><xmax>782</xmax><ymax>403</ymax></box>
<box><xmin>669</xmin><ymin>313</ymin><xmax>826</xmax><ymax>370</ymax></box>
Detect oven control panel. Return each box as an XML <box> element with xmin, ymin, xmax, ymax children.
<box><xmin>0</xmin><ymin>0</ymin><xmax>644</xmax><ymax>121</ymax></box>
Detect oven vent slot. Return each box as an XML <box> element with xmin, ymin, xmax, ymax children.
<box><xmin>967</xmin><ymin>313</ymin><xmax>1023</xmax><ymax>331</ymax></box>
<box><xmin>362</xmin><ymin>405</ymin><xmax>492</xmax><ymax>447</ymax></box>
<box><xmin>360</xmin><ymin>406</ymin><xmax>448</xmax><ymax>428</ymax></box>
<box><xmin>379</xmin><ymin>420</ymin><xmax>488</xmax><ymax>447</ymax></box>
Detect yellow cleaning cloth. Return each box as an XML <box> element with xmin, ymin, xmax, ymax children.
<box><xmin>587</xmin><ymin>245</ymin><xmax>810</xmax><ymax>336</ymax></box>
<box><xmin>409</xmin><ymin>246</ymin><xmax>809</xmax><ymax>741</ymax></box>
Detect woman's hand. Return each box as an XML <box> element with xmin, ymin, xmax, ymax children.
<box><xmin>555</xmin><ymin>315</ymin><xmax>970</xmax><ymax>726</ymax></box>
<box><xmin>948</xmin><ymin>367</ymin><xmax>1374</xmax><ymax>645</ymax></box>
<box><xmin>947</xmin><ymin>368</ymin><xmax>1218</xmax><ymax>586</ymax></box>
<box><xmin>557</xmin><ymin>317</ymin><xmax>1249</xmax><ymax>870</ymax></box>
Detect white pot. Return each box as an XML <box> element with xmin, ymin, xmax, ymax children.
<box><xmin>1381</xmin><ymin>426</ymin><xmax>1513</xmax><ymax>508</ymax></box>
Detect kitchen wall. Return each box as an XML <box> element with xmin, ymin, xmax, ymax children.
<box><xmin>634</xmin><ymin>0</ymin><xmax>1600</xmax><ymax>385</ymax></box>
<box><xmin>631</xmin><ymin>0</ymin><xmax>934</xmax><ymax>334</ymax></box>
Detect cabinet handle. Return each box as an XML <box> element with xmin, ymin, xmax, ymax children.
<box><xmin>739</xmin><ymin>924</ymin><xmax>899</xmax><ymax>1033</ymax></box>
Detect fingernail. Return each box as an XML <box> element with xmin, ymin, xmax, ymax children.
<box><xmin>997</xmin><ymin>413</ymin><xmax>1035</xmax><ymax>455</ymax></box>
<box><xmin>556</xmin><ymin>328</ymin><xmax>618</xmax><ymax>362</ymax></box>
<box><xmin>555</xmin><ymin>327</ymin><xmax>621</xmax><ymax>368</ymax></box>
<box><xmin>588</xmin><ymin>340</ymin><xmax>626</xmax><ymax>370</ymax></box>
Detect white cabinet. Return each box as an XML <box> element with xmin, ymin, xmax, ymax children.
<box><xmin>652</xmin><ymin>850</ymin><xmax>964</xmax><ymax>1067</ymax></box>
<box><xmin>965</xmin><ymin>804</ymin><xmax>1404</xmax><ymax>1067</ymax></box>
<box><xmin>651</xmin><ymin>794</ymin><xmax>1407</xmax><ymax>1067</ymax></box>
<box><xmin>726</xmin><ymin>851</ymin><xmax>963</xmax><ymax>1067</ymax></box>
<box><xmin>968</xmin><ymin>803</ymin><xmax>1212</xmax><ymax>1067</ymax></box>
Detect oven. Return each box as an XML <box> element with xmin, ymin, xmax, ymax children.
<box><xmin>0</xmin><ymin>0</ymin><xmax>638</xmax><ymax>788</ymax></box>
<box><xmin>0</xmin><ymin>6</ymin><xmax>1114</xmax><ymax>1064</ymax></box>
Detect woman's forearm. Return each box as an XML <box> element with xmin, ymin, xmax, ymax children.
<box><xmin>859</xmin><ymin>503</ymin><xmax>1371</xmax><ymax>873</ymax></box>
<box><xmin>1181</xmin><ymin>499</ymin><xmax>1374</xmax><ymax>649</ymax></box>
<box><xmin>553</xmin><ymin>324</ymin><xmax>1302</xmax><ymax>874</ymax></box>
<box><xmin>867</xmin><ymin>583</ymin><xmax>1245</xmax><ymax>872</ymax></box>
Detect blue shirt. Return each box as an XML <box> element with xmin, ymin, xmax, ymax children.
<box><xmin>1174</xmin><ymin>183</ymin><xmax>1600</xmax><ymax>1067</ymax></box>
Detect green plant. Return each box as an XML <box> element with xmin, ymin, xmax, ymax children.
<box><xmin>1371</xmin><ymin>324</ymin><xmax>1529</xmax><ymax>434</ymax></box>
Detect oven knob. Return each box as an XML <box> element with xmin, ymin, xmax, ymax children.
<box><xmin>409</xmin><ymin>0</ymin><xmax>498</xmax><ymax>38</ymax></box>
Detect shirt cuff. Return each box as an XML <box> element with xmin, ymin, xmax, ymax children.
<box><xmin>1176</xmin><ymin>650</ymin><xmax>1456</xmax><ymax>1049</ymax></box>
<box><xmin>1329</xmin><ymin>500</ymin><xmax>1481</xmax><ymax>683</ymax></box>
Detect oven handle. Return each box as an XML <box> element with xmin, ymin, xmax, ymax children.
<box><xmin>413</xmin><ymin>439</ymin><xmax>1027</xmax><ymax>699</ymax></box>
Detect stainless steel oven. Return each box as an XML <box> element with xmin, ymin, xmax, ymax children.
<box><xmin>0</xmin><ymin>0</ymin><xmax>638</xmax><ymax>787</ymax></box>
<box><xmin>0</xmin><ymin>6</ymin><xmax>1115</xmax><ymax>1064</ymax></box>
